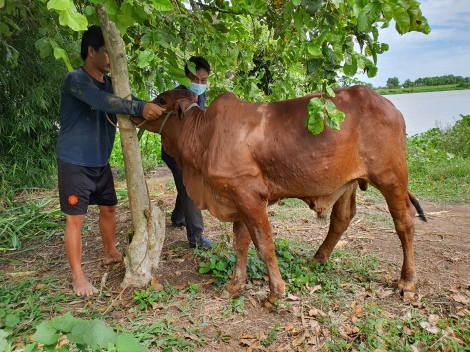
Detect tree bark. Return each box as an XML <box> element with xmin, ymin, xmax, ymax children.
<box><xmin>95</xmin><ymin>5</ymin><xmax>165</xmax><ymax>288</ymax></box>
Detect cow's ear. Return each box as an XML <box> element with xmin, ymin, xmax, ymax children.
<box><xmin>176</xmin><ymin>100</ymin><xmax>186</xmax><ymax>120</ymax></box>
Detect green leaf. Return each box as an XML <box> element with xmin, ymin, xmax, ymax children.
<box><xmin>137</xmin><ymin>50</ymin><xmax>155</xmax><ymax>68</ymax></box>
<box><xmin>90</xmin><ymin>319</ymin><xmax>117</xmax><ymax>349</ymax></box>
<box><xmin>23</xmin><ymin>343</ymin><xmax>38</xmax><ymax>352</ymax></box>
<box><xmin>105</xmin><ymin>1</ymin><xmax>119</xmax><ymax>15</ymax></box>
<box><xmin>0</xmin><ymin>0</ymin><xmax>4</xmax><ymax>8</ymax></box>
<box><xmin>52</xmin><ymin>312</ymin><xmax>76</xmax><ymax>333</ymax></box>
<box><xmin>152</xmin><ymin>0</ymin><xmax>173</xmax><ymax>12</ymax></box>
<box><xmin>306</xmin><ymin>97</ymin><xmax>324</xmax><ymax>135</ymax></box>
<box><xmin>116</xmin><ymin>333</ymin><xmax>147</xmax><ymax>352</ymax></box>
<box><xmin>187</xmin><ymin>62</ymin><xmax>196</xmax><ymax>75</ymax></box>
<box><xmin>382</xmin><ymin>3</ymin><xmax>393</xmax><ymax>21</ymax></box>
<box><xmin>325</xmin><ymin>99</ymin><xmax>345</xmax><ymax>123</ymax></box>
<box><xmin>47</xmin><ymin>0</ymin><xmax>71</xmax><ymax>11</ymax></box>
<box><xmin>357</xmin><ymin>1</ymin><xmax>381</xmax><ymax>32</ymax></box>
<box><xmin>53</xmin><ymin>46</ymin><xmax>72</xmax><ymax>71</ymax></box>
<box><xmin>0</xmin><ymin>329</ymin><xmax>9</xmax><ymax>338</ymax></box>
<box><xmin>5</xmin><ymin>315</ymin><xmax>20</xmax><ymax>328</ymax></box>
<box><xmin>293</xmin><ymin>0</ymin><xmax>301</xmax><ymax>5</ymax></box>
<box><xmin>343</xmin><ymin>54</ymin><xmax>357</xmax><ymax>76</ymax></box>
<box><xmin>391</xmin><ymin>4</ymin><xmax>410</xmax><ymax>34</ymax></box>
<box><xmin>32</xmin><ymin>321</ymin><xmax>60</xmax><ymax>345</ymax></box>
<box><xmin>306</xmin><ymin>43</ymin><xmax>322</xmax><ymax>58</ymax></box>
<box><xmin>155</xmin><ymin>70</ymin><xmax>164</xmax><ymax>93</ymax></box>
<box><xmin>67</xmin><ymin>320</ymin><xmax>91</xmax><ymax>345</ymax></box>
<box><xmin>84</xmin><ymin>5</ymin><xmax>95</xmax><ymax>16</ymax></box>
<box><xmin>59</xmin><ymin>8</ymin><xmax>88</xmax><ymax>31</ymax></box>
<box><xmin>116</xmin><ymin>15</ymin><xmax>135</xmax><ymax>29</ymax></box>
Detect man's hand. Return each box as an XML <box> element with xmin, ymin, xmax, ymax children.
<box><xmin>142</xmin><ymin>103</ymin><xmax>165</xmax><ymax>120</ymax></box>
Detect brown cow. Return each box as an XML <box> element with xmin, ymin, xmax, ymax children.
<box><xmin>133</xmin><ymin>85</ymin><xmax>426</xmax><ymax>303</ymax></box>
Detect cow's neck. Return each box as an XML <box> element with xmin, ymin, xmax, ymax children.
<box><xmin>161</xmin><ymin>108</ymin><xmax>207</xmax><ymax>168</ymax></box>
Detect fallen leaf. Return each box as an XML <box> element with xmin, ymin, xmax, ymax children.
<box><xmin>249</xmin><ymin>297</ymin><xmax>257</xmax><ymax>307</ymax></box>
<box><xmin>214</xmin><ymin>291</ymin><xmax>221</xmax><ymax>299</ymax></box>
<box><xmin>420</xmin><ymin>321</ymin><xmax>439</xmax><ymax>334</ymax></box>
<box><xmin>172</xmin><ymin>258</ymin><xmax>185</xmax><ymax>263</ymax></box>
<box><xmin>336</xmin><ymin>240</ymin><xmax>349</xmax><ymax>248</ymax></box>
<box><xmin>287</xmin><ymin>294</ymin><xmax>300</xmax><ymax>301</ymax></box>
<box><xmin>403</xmin><ymin>326</ymin><xmax>415</xmax><ymax>335</ymax></box>
<box><xmin>285</xmin><ymin>322</ymin><xmax>294</xmax><ymax>331</ymax></box>
<box><xmin>451</xmin><ymin>294</ymin><xmax>470</xmax><ymax>304</ymax></box>
<box><xmin>221</xmin><ymin>290</ymin><xmax>230</xmax><ymax>299</ymax></box>
<box><xmin>256</xmin><ymin>331</ymin><xmax>266</xmax><ymax>340</ymax></box>
<box><xmin>292</xmin><ymin>331</ymin><xmax>306</xmax><ymax>347</ymax></box>
<box><xmin>448</xmin><ymin>335</ymin><xmax>464</xmax><ymax>345</ymax></box>
<box><xmin>240</xmin><ymin>334</ymin><xmax>255</xmax><ymax>339</ymax></box>
<box><xmin>428</xmin><ymin>314</ymin><xmax>439</xmax><ymax>326</ymax></box>
<box><xmin>240</xmin><ymin>338</ymin><xmax>257</xmax><ymax>346</ymax></box>
<box><xmin>112</xmin><ymin>262</ymin><xmax>120</xmax><ymax>270</ymax></box>
<box><xmin>351</xmin><ymin>301</ymin><xmax>365</xmax><ymax>317</ymax></box>
<box><xmin>310</xmin><ymin>320</ymin><xmax>321</xmax><ymax>334</ymax></box>
<box><xmin>339</xmin><ymin>282</ymin><xmax>349</xmax><ymax>288</ymax></box>
<box><xmin>35</xmin><ymin>284</ymin><xmax>46</xmax><ymax>290</ymax></box>
<box><xmin>375</xmin><ymin>290</ymin><xmax>393</xmax><ymax>299</ymax></box>
<box><xmin>183</xmin><ymin>333</ymin><xmax>201</xmax><ymax>341</ymax></box>
<box><xmin>174</xmin><ymin>284</ymin><xmax>187</xmax><ymax>290</ymax></box>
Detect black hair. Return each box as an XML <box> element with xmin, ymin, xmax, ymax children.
<box><xmin>80</xmin><ymin>25</ymin><xmax>105</xmax><ymax>61</ymax></box>
<box><xmin>184</xmin><ymin>56</ymin><xmax>211</xmax><ymax>76</ymax></box>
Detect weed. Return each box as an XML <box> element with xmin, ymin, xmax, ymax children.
<box><xmin>260</xmin><ymin>323</ymin><xmax>280</xmax><ymax>346</ymax></box>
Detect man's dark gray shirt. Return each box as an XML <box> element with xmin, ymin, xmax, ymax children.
<box><xmin>56</xmin><ymin>67</ymin><xmax>146</xmax><ymax>167</ymax></box>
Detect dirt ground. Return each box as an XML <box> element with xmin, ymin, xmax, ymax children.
<box><xmin>2</xmin><ymin>167</ymin><xmax>470</xmax><ymax>351</ymax></box>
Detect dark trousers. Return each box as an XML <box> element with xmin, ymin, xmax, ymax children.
<box><xmin>162</xmin><ymin>149</ymin><xmax>204</xmax><ymax>244</ymax></box>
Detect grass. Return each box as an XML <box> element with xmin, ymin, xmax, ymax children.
<box><xmin>1</xmin><ymin>113</ymin><xmax>469</xmax><ymax>351</ymax></box>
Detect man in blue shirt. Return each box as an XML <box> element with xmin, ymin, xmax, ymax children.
<box><xmin>57</xmin><ymin>25</ymin><xmax>165</xmax><ymax>297</ymax></box>
<box><xmin>161</xmin><ymin>56</ymin><xmax>214</xmax><ymax>249</ymax></box>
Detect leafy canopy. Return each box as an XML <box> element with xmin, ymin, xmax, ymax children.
<box><xmin>2</xmin><ymin>0</ymin><xmax>430</xmax><ymax>131</ymax></box>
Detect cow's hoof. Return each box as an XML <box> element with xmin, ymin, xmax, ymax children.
<box><xmin>311</xmin><ymin>253</ymin><xmax>328</xmax><ymax>264</ymax></box>
<box><xmin>398</xmin><ymin>278</ymin><xmax>416</xmax><ymax>293</ymax></box>
<box><xmin>267</xmin><ymin>293</ymin><xmax>283</xmax><ymax>304</ymax></box>
<box><xmin>226</xmin><ymin>281</ymin><xmax>244</xmax><ymax>297</ymax></box>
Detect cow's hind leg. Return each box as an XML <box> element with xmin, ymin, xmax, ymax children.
<box><xmin>381</xmin><ymin>190</ymin><xmax>417</xmax><ymax>295</ymax></box>
<box><xmin>313</xmin><ymin>184</ymin><xmax>357</xmax><ymax>263</ymax></box>
<box><xmin>226</xmin><ymin>220</ymin><xmax>251</xmax><ymax>296</ymax></box>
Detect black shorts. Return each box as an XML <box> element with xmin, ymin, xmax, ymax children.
<box><xmin>57</xmin><ymin>159</ymin><xmax>118</xmax><ymax>215</ymax></box>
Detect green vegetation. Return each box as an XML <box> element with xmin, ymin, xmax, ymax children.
<box><xmin>407</xmin><ymin>115</ymin><xmax>470</xmax><ymax>203</ymax></box>
<box><xmin>380</xmin><ymin>74</ymin><xmax>470</xmax><ymax>91</ymax></box>
<box><xmin>376</xmin><ymin>83</ymin><xmax>470</xmax><ymax>95</ymax></box>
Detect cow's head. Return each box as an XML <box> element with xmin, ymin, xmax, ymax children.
<box><xmin>152</xmin><ymin>89</ymin><xmax>198</xmax><ymax>120</ymax></box>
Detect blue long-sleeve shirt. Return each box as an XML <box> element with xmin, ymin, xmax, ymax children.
<box><xmin>56</xmin><ymin>67</ymin><xmax>146</xmax><ymax>167</ymax></box>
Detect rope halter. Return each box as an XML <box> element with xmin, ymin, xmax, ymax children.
<box><xmin>158</xmin><ymin>102</ymin><xmax>199</xmax><ymax>135</ymax></box>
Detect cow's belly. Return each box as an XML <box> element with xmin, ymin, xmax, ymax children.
<box><xmin>183</xmin><ymin>171</ymin><xmax>242</xmax><ymax>222</ymax></box>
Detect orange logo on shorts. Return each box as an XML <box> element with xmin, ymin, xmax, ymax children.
<box><xmin>68</xmin><ymin>195</ymin><xmax>78</xmax><ymax>206</ymax></box>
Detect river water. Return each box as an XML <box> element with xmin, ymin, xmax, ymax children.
<box><xmin>382</xmin><ymin>90</ymin><xmax>470</xmax><ymax>136</ymax></box>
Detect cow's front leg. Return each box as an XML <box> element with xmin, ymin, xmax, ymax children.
<box><xmin>226</xmin><ymin>220</ymin><xmax>251</xmax><ymax>296</ymax></box>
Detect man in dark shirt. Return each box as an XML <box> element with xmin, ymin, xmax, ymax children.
<box><xmin>57</xmin><ymin>25</ymin><xmax>165</xmax><ymax>297</ymax></box>
<box><xmin>161</xmin><ymin>56</ymin><xmax>214</xmax><ymax>249</ymax></box>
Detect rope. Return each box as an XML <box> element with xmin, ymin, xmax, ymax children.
<box><xmin>104</xmin><ymin>93</ymin><xmax>146</xmax><ymax>131</ymax></box>
<box><xmin>158</xmin><ymin>102</ymin><xmax>199</xmax><ymax>135</ymax></box>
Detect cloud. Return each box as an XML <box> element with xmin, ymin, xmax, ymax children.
<box><xmin>358</xmin><ymin>0</ymin><xmax>470</xmax><ymax>87</ymax></box>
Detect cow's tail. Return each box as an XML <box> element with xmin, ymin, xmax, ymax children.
<box><xmin>408</xmin><ymin>191</ymin><xmax>427</xmax><ymax>222</ymax></box>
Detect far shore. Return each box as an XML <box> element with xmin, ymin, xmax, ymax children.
<box><xmin>375</xmin><ymin>84</ymin><xmax>470</xmax><ymax>95</ymax></box>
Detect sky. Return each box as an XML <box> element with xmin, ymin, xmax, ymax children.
<box><xmin>357</xmin><ymin>0</ymin><xmax>470</xmax><ymax>88</ymax></box>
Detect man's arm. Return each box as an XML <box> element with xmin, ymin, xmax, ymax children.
<box><xmin>64</xmin><ymin>73</ymin><xmax>163</xmax><ymax>120</ymax></box>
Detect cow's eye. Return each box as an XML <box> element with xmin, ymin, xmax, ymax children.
<box><xmin>159</xmin><ymin>98</ymin><xmax>166</xmax><ymax>105</ymax></box>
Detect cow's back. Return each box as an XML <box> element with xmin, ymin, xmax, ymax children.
<box><xmin>200</xmin><ymin>86</ymin><xmax>406</xmax><ymax>200</ymax></box>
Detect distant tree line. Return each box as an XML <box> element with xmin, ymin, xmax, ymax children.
<box><xmin>385</xmin><ymin>74</ymin><xmax>470</xmax><ymax>89</ymax></box>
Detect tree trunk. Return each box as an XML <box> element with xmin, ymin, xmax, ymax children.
<box><xmin>96</xmin><ymin>5</ymin><xmax>165</xmax><ymax>288</ymax></box>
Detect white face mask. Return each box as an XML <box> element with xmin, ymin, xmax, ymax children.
<box><xmin>188</xmin><ymin>82</ymin><xmax>207</xmax><ymax>96</ymax></box>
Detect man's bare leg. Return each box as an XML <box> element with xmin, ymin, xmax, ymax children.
<box><xmin>98</xmin><ymin>205</ymin><xmax>122</xmax><ymax>264</ymax></box>
<box><xmin>64</xmin><ymin>214</ymin><xmax>98</xmax><ymax>296</ymax></box>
